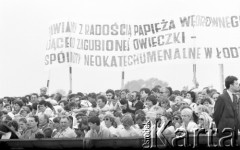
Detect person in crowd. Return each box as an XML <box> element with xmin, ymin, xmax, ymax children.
<box><xmin>211</xmin><ymin>92</ymin><xmax>220</xmax><ymax>103</ymax></box>
<box><xmin>159</xmin><ymin>97</ymin><xmax>172</xmax><ymax>113</ymax></box>
<box><xmin>179</xmin><ymin>108</ymin><xmax>198</xmax><ymax>133</ymax></box>
<box><xmin>12</xmin><ymin>100</ymin><xmax>24</xmax><ymax>116</ymax></box>
<box><xmin>117</xmin><ymin>114</ymin><xmax>139</xmax><ymax>137</ymax></box>
<box><xmin>113</xmin><ymin>111</ymin><xmax>124</xmax><ymax>129</ymax></box>
<box><xmin>30</xmin><ymin>93</ymin><xmax>39</xmax><ymax>104</ymax></box>
<box><xmin>106</xmin><ymin>89</ymin><xmax>120</xmax><ymax>112</ymax></box>
<box><xmin>129</xmin><ymin>91</ymin><xmax>144</xmax><ymax>112</ymax></box>
<box><xmin>85</xmin><ymin>116</ymin><xmax>112</xmax><ymax>138</ymax></box>
<box><xmin>159</xmin><ymin>87</ymin><xmax>171</xmax><ymax>100</ymax></box>
<box><xmin>51</xmin><ymin>117</ymin><xmax>61</xmax><ymax>137</ymax></box>
<box><xmin>151</xmin><ymin>87</ymin><xmax>160</xmax><ymax>99</ymax></box>
<box><xmin>76</xmin><ymin>119</ymin><xmax>89</xmax><ymax>138</ymax></box>
<box><xmin>53</xmin><ymin>93</ymin><xmax>62</xmax><ymax>102</ymax></box>
<box><xmin>103</xmin><ymin>113</ymin><xmax>118</xmax><ymax>137</ymax></box>
<box><xmin>40</xmin><ymin>87</ymin><xmax>48</xmax><ymax>97</ymax></box>
<box><xmin>202</xmin><ymin>87</ymin><xmax>211</xmax><ymax>99</ymax></box>
<box><xmin>7</xmin><ymin>120</ymin><xmax>20</xmax><ymax>137</ymax></box>
<box><xmin>186</xmin><ymin>91</ymin><xmax>196</xmax><ymax>103</ymax></box>
<box><xmin>119</xmin><ymin>98</ymin><xmax>135</xmax><ymax>114</ymax></box>
<box><xmin>143</xmin><ymin>95</ymin><xmax>158</xmax><ymax>113</ymax></box>
<box><xmin>0</xmin><ymin>99</ymin><xmax>4</xmax><ymax>111</ymax></box>
<box><xmin>198</xmin><ymin>112</ymin><xmax>212</xmax><ymax>132</ymax></box>
<box><xmin>157</xmin><ymin>112</ymin><xmax>175</xmax><ymax>140</ymax></box>
<box><xmin>172</xmin><ymin>90</ymin><xmax>181</xmax><ymax>96</ymax></box>
<box><xmin>171</xmin><ymin>96</ymin><xmax>183</xmax><ymax>113</ymax></box>
<box><xmin>106</xmin><ymin>89</ymin><xmax>115</xmax><ymax>105</ymax></box>
<box><xmin>120</xmin><ymin>89</ymin><xmax>129</xmax><ymax>99</ymax></box>
<box><xmin>21</xmin><ymin>116</ymin><xmax>43</xmax><ymax>139</ymax></box>
<box><xmin>201</xmin><ymin>98</ymin><xmax>214</xmax><ymax>116</ymax></box>
<box><xmin>18</xmin><ymin>118</ymin><xmax>28</xmax><ymax>138</ymax></box>
<box><xmin>38</xmin><ymin>114</ymin><xmax>50</xmax><ymax>131</ymax></box>
<box><xmin>37</xmin><ymin>100</ymin><xmax>54</xmax><ymax>118</ymax></box>
<box><xmin>134</xmin><ymin>113</ymin><xmax>145</xmax><ymax>132</ymax></box>
<box><xmin>43</xmin><ymin>127</ymin><xmax>52</xmax><ymax>138</ymax></box>
<box><xmin>140</xmin><ymin>88</ymin><xmax>151</xmax><ymax>103</ymax></box>
<box><xmin>95</xmin><ymin>95</ymin><xmax>110</xmax><ymax>114</ymax></box>
<box><xmin>172</xmin><ymin>111</ymin><xmax>182</xmax><ymax>129</ymax></box>
<box><xmin>53</xmin><ymin>116</ymin><xmax>77</xmax><ymax>138</ymax></box>
<box><xmin>195</xmin><ymin>105</ymin><xmax>210</xmax><ymax>117</ymax></box>
<box><xmin>186</xmin><ymin>91</ymin><xmax>197</xmax><ymax>110</ymax></box>
<box><xmin>4</xmin><ymin>104</ymin><xmax>14</xmax><ymax>119</ymax></box>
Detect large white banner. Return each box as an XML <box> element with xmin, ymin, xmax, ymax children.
<box><xmin>45</xmin><ymin>15</ymin><xmax>240</xmax><ymax>69</ymax></box>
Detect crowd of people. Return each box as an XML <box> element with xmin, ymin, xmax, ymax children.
<box><xmin>0</xmin><ymin>78</ymin><xmax>233</xmax><ymax>140</ymax></box>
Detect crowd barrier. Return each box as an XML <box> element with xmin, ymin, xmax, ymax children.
<box><xmin>1</xmin><ymin>135</ymin><xmax>240</xmax><ymax>149</ymax></box>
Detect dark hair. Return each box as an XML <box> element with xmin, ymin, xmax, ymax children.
<box><xmin>19</xmin><ymin>117</ymin><xmax>27</xmax><ymax>124</ymax></box>
<box><xmin>7</xmin><ymin>120</ymin><xmax>19</xmax><ymax>131</ymax></box>
<box><xmin>76</xmin><ymin>112</ymin><xmax>86</xmax><ymax>118</ymax></box>
<box><xmin>32</xmin><ymin>102</ymin><xmax>38</xmax><ymax>111</ymax></box>
<box><xmin>31</xmin><ymin>93</ymin><xmax>39</xmax><ymax>98</ymax></box>
<box><xmin>96</xmin><ymin>95</ymin><xmax>107</xmax><ymax>104</ymax></box>
<box><xmin>121</xmin><ymin>89</ymin><xmax>130</xmax><ymax>94</ymax></box>
<box><xmin>43</xmin><ymin>128</ymin><xmax>53</xmax><ymax>138</ymax></box>
<box><xmin>88</xmin><ymin>93</ymin><xmax>97</xmax><ymax>99</ymax></box>
<box><xmin>187</xmin><ymin>91</ymin><xmax>196</xmax><ymax>103</ymax></box>
<box><xmin>30</xmin><ymin>116</ymin><xmax>40</xmax><ymax>127</ymax></box>
<box><xmin>14</xmin><ymin>100</ymin><xmax>24</xmax><ymax>108</ymax></box>
<box><xmin>88</xmin><ymin>116</ymin><xmax>100</xmax><ymax>126</ymax></box>
<box><xmin>39</xmin><ymin>100</ymin><xmax>47</xmax><ymax>106</ymax></box>
<box><xmin>58</xmin><ymin>100</ymin><xmax>68</xmax><ymax>106</ymax></box>
<box><xmin>151</xmin><ymin>87</ymin><xmax>160</xmax><ymax>93</ymax></box>
<box><xmin>41</xmin><ymin>95</ymin><xmax>49</xmax><ymax>99</ymax></box>
<box><xmin>119</xmin><ymin>98</ymin><xmax>128</xmax><ymax>105</ymax></box>
<box><xmin>53</xmin><ymin>117</ymin><xmax>61</xmax><ymax>123</ymax></box>
<box><xmin>21</xmin><ymin>97</ymin><xmax>29</xmax><ymax>105</ymax></box>
<box><xmin>135</xmin><ymin>114</ymin><xmax>146</xmax><ymax>122</ymax></box>
<box><xmin>225</xmin><ymin>76</ymin><xmax>238</xmax><ymax>89</ymax></box>
<box><xmin>166</xmin><ymin>87</ymin><xmax>173</xmax><ymax>96</ymax></box>
<box><xmin>77</xmin><ymin>92</ymin><xmax>84</xmax><ymax>97</ymax></box>
<box><xmin>140</xmin><ymin>88</ymin><xmax>151</xmax><ymax>96</ymax></box>
<box><xmin>106</xmin><ymin>89</ymin><xmax>115</xmax><ymax>99</ymax></box>
<box><xmin>146</xmin><ymin>95</ymin><xmax>157</xmax><ymax>105</ymax></box>
<box><xmin>35</xmin><ymin>132</ymin><xmax>44</xmax><ymax>138</ymax></box>
<box><xmin>132</xmin><ymin>91</ymin><xmax>140</xmax><ymax>101</ymax></box>
<box><xmin>45</xmin><ymin>101</ymin><xmax>54</xmax><ymax>111</ymax></box>
<box><xmin>135</xmin><ymin>109</ymin><xmax>146</xmax><ymax>117</ymax></box>
<box><xmin>201</xmin><ymin>98</ymin><xmax>212</xmax><ymax>105</ymax></box>
<box><xmin>173</xmin><ymin>90</ymin><xmax>181</xmax><ymax>96</ymax></box>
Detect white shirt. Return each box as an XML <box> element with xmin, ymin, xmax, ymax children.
<box><xmin>227</xmin><ymin>90</ymin><xmax>234</xmax><ymax>102</ymax></box>
<box><xmin>53</xmin><ymin>127</ymin><xmax>77</xmax><ymax>138</ymax></box>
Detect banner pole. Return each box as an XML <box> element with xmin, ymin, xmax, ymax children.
<box><xmin>219</xmin><ymin>64</ymin><xmax>224</xmax><ymax>93</ymax></box>
<box><xmin>46</xmin><ymin>70</ymin><xmax>51</xmax><ymax>95</ymax></box>
<box><xmin>193</xmin><ymin>64</ymin><xmax>197</xmax><ymax>88</ymax></box>
<box><xmin>69</xmin><ymin>66</ymin><xmax>72</xmax><ymax>92</ymax></box>
<box><xmin>121</xmin><ymin>70</ymin><xmax>124</xmax><ymax>90</ymax></box>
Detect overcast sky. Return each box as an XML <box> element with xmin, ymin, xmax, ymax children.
<box><xmin>0</xmin><ymin>0</ymin><xmax>240</xmax><ymax>97</ymax></box>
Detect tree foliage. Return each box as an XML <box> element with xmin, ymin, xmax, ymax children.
<box><xmin>124</xmin><ymin>78</ymin><xmax>168</xmax><ymax>91</ymax></box>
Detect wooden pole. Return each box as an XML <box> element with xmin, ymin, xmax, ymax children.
<box><xmin>219</xmin><ymin>64</ymin><xmax>224</xmax><ymax>93</ymax></box>
<box><xmin>46</xmin><ymin>70</ymin><xmax>51</xmax><ymax>95</ymax></box>
<box><xmin>193</xmin><ymin>64</ymin><xmax>197</xmax><ymax>88</ymax></box>
<box><xmin>69</xmin><ymin>66</ymin><xmax>72</xmax><ymax>92</ymax></box>
<box><xmin>121</xmin><ymin>71</ymin><xmax>124</xmax><ymax>89</ymax></box>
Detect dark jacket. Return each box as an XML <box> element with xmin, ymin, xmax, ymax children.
<box><xmin>213</xmin><ymin>90</ymin><xmax>239</xmax><ymax>138</ymax></box>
